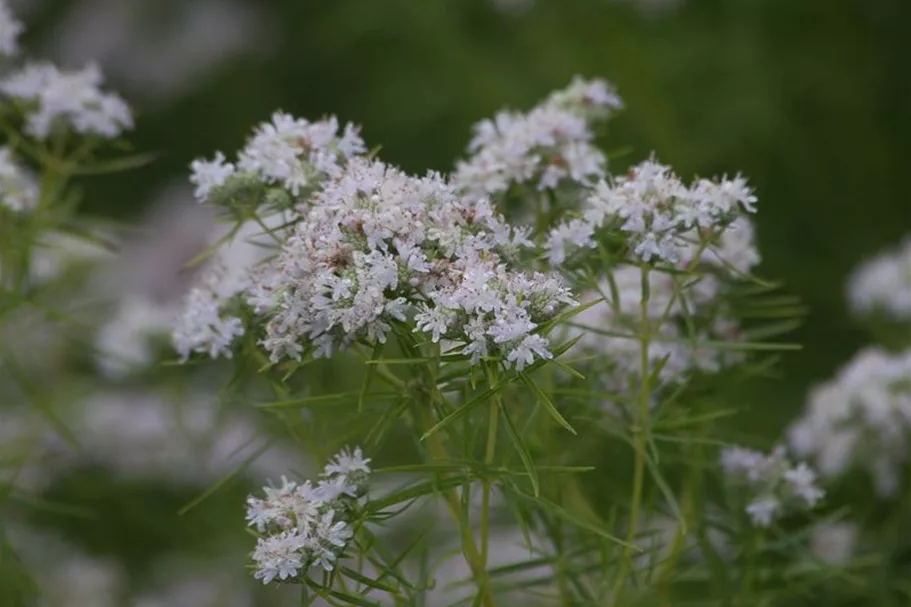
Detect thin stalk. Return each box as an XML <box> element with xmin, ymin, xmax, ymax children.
<box><xmin>480</xmin><ymin>364</ymin><xmax>501</xmax><ymax>565</ymax></box>
<box><xmin>738</xmin><ymin>530</ymin><xmax>760</xmax><ymax>605</ymax></box>
<box><xmin>610</xmin><ymin>265</ymin><xmax>653</xmax><ymax>604</ymax></box>
<box><xmin>418</xmin><ymin>404</ymin><xmax>496</xmax><ymax>607</ymax></box>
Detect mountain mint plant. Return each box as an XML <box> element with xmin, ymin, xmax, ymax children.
<box><xmin>3</xmin><ymin>1</ymin><xmax>907</xmax><ymax>604</ymax></box>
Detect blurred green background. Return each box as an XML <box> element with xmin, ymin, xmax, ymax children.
<box><xmin>21</xmin><ymin>0</ymin><xmax>910</xmax><ymax>440</ymax></box>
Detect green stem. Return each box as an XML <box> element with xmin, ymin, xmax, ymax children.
<box><xmin>480</xmin><ymin>365</ymin><xmax>501</xmax><ymax>565</ymax></box>
<box><xmin>610</xmin><ymin>265</ymin><xmax>653</xmax><ymax>604</ymax></box>
<box><xmin>418</xmin><ymin>405</ymin><xmax>496</xmax><ymax>607</ymax></box>
<box><xmin>739</xmin><ymin>530</ymin><xmax>761</xmax><ymax>604</ymax></box>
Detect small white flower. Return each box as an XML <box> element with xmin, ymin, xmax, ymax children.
<box><xmin>0</xmin><ymin>62</ymin><xmax>132</xmax><ymax>140</ymax></box>
<box><xmin>0</xmin><ymin>0</ymin><xmax>24</xmax><ymax>57</ymax></box>
<box><xmin>322</xmin><ymin>446</ymin><xmax>372</xmax><ymax>478</ymax></box>
<box><xmin>547</xmin><ymin>158</ymin><xmax>758</xmax><ymax>266</ymax></box>
<box><xmin>847</xmin><ymin>236</ymin><xmax>911</xmax><ymax>321</ymax></box>
<box><xmin>721</xmin><ymin>445</ymin><xmax>823</xmax><ymax>527</ymax></box>
<box><xmin>507</xmin><ymin>334</ymin><xmax>552</xmax><ymax>371</ymax></box>
<box><xmin>251</xmin><ymin>531</ymin><xmax>307</xmax><ymax>584</ymax></box>
<box><xmin>0</xmin><ymin>146</ymin><xmax>38</xmax><ymax>212</ymax></box>
<box><xmin>784</xmin><ymin>463</ymin><xmax>825</xmax><ymax>507</ymax></box>
<box><xmin>745</xmin><ymin>497</ymin><xmax>781</xmax><ymax>527</ymax></box>
<box><xmin>190</xmin><ymin>152</ymin><xmax>236</xmax><ymax>202</ymax></box>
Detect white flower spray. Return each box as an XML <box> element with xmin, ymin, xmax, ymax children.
<box><xmin>246</xmin><ymin>447</ymin><xmax>371</xmax><ymax>584</ymax></box>
<box><xmin>721</xmin><ymin>445</ymin><xmax>824</xmax><ymax>527</ymax></box>
<box><xmin>788</xmin><ymin>347</ymin><xmax>911</xmax><ymax>497</ymax></box>
<box><xmin>453</xmin><ymin>76</ymin><xmax>622</xmax><ymax>199</ymax></box>
<box><xmin>546</xmin><ymin>158</ymin><xmax>757</xmax><ymax>265</ymax></box>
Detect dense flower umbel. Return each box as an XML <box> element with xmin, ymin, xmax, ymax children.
<box><xmin>246</xmin><ymin>447</ymin><xmax>371</xmax><ymax>584</ymax></box>
<box><xmin>846</xmin><ymin>236</ymin><xmax>911</xmax><ymax>321</ymax></box>
<box><xmin>0</xmin><ymin>0</ymin><xmax>23</xmax><ymax>57</ymax></box>
<box><xmin>0</xmin><ymin>146</ymin><xmax>37</xmax><ymax>212</ymax></box>
<box><xmin>0</xmin><ymin>62</ymin><xmax>132</xmax><ymax>140</ymax></box>
<box><xmin>788</xmin><ymin>347</ymin><xmax>911</xmax><ymax>497</ymax></box>
<box><xmin>546</xmin><ymin>158</ymin><xmax>758</xmax><ymax>265</ymax></box>
<box><xmin>189</xmin><ymin>111</ymin><xmax>366</xmax><ymax>204</ymax></box>
<box><xmin>248</xmin><ymin>157</ymin><xmax>574</xmax><ymax>368</ymax></box>
<box><xmin>452</xmin><ymin>76</ymin><xmax>622</xmax><ymax>198</ymax></box>
<box><xmin>721</xmin><ymin>445</ymin><xmax>824</xmax><ymax>527</ymax></box>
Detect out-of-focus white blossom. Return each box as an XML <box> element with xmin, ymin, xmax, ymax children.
<box><xmin>248</xmin><ymin>157</ymin><xmax>573</xmax><ymax>369</ymax></box>
<box><xmin>0</xmin><ymin>0</ymin><xmax>23</xmax><ymax>56</ymax></box>
<box><xmin>788</xmin><ymin>347</ymin><xmax>911</xmax><ymax>497</ymax></box>
<box><xmin>810</xmin><ymin>522</ymin><xmax>858</xmax><ymax>567</ymax></box>
<box><xmin>190</xmin><ymin>151</ymin><xmax>235</xmax><ymax>201</ymax></box>
<box><xmin>847</xmin><ymin>236</ymin><xmax>911</xmax><ymax>321</ymax></box>
<box><xmin>0</xmin><ymin>61</ymin><xmax>132</xmax><ymax>139</ymax></box>
<box><xmin>94</xmin><ymin>295</ymin><xmax>177</xmax><ymax>379</ymax></box>
<box><xmin>51</xmin><ymin>390</ymin><xmax>303</xmax><ymax>485</ymax></box>
<box><xmin>0</xmin><ymin>145</ymin><xmax>38</xmax><ymax>212</ymax></box>
<box><xmin>721</xmin><ymin>445</ymin><xmax>824</xmax><ymax>527</ymax></box>
<box><xmin>453</xmin><ymin>76</ymin><xmax>622</xmax><ymax>198</ymax></box>
<box><xmin>247</xmin><ymin>447</ymin><xmax>370</xmax><ymax>585</ymax></box>
<box><xmin>546</xmin><ymin>158</ymin><xmax>757</xmax><ymax>265</ymax></box>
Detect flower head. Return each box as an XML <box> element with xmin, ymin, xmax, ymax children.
<box><xmin>0</xmin><ymin>62</ymin><xmax>132</xmax><ymax>140</ymax></box>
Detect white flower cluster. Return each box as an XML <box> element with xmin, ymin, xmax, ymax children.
<box><xmin>0</xmin><ymin>62</ymin><xmax>132</xmax><ymax>139</ymax></box>
<box><xmin>788</xmin><ymin>347</ymin><xmax>911</xmax><ymax>497</ymax></box>
<box><xmin>249</xmin><ymin>157</ymin><xmax>574</xmax><ymax>369</ymax></box>
<box><xmin>846</xmin><ymin>236</ymin><xmax>911</xmax><ymax>321</ymax></box>
<box><xmin>546</xmin><ymin>158</ymin><xmax>758</xmax><ymax>265</ymax></box>
<box><xmin>452</xmin><ymin>76</ymin><xmax>622</xmax><ymax>198</ymax></box>
<box><xmin>172</xmin><ymin>215</ymin><xmax>287</xmax><ymax>360</ymax></box>
<box><xmin>246</xmin><ymin>447</ymin><xmax>371</xmax><ymax>585</ymax></box>
<box><xmin>172</xmin><ymin>258</ymin><xmax>246</xmax><ymax>360</ymax></box>
<box><xmin>0</xmin><ymin>0</ymin><xmax>23</xmax><ymax>57</ymax></box>
<box><xmin>190</xmin><ymin>111</ymin><xmax>366</xmax><ymax>203</ymax></box>
<box><xmin>721</xmin><ymin>445</ymin><xmax>824</xmax><ymax>527</ymax></box>
<box><xmin>0</xmin><ymin>145</ymin><xmax>37</xmax><ymax>212</ymax></box>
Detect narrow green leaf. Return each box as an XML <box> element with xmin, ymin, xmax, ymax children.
<box><xmin>325</xmin><ymin>588</ymin><xmax>386</xmax><ymax>607</ymax></box>
<box><xmin>70</xmin><ymin>151</ymin><xmax>159</xmax><ymax>175</ymax></box>
<box><xmin>340</xmin><ymin>567</ymin><xmax>398</xmax><ymax>594</ymax></box>
<box><xmin>534</xmin><ymin>297</ymin><xmax>604</xmax><ymax>335</ymax></box>
<box><xmin>3</xmin><ymin>354</ymin><xmax>81</xmax><ymax>451</ymax></box>
<box><xmin>256</xmin><ymin>391</ymin><xmax>397</xmax><ymax>409</ymax></box>
<box><xmin>643</xmin><ymin>452</ymin><xmax>686</xmax><ymax>534</ymax></box>
<box><xmin>506</xmin><ymin>484</ymin><xmax>639</xmax><ymax>551</ymax></box>
<box><xmin>359</xmin><ymin>342</ymin><xmax>384</xmax><ymax>413</ymax></box>
<box><xmin>519</xmin><ymin>373</ymin><xmax>576</xmax><ymax>435</ymax></box>
<box><xmin>179</xmin><ymin>442</ymin><xmax>271</xmax><ymax>515</ymax></box>
<box><xmin>419</xmin><ymin>382</ymin><xmax>506</xmax><ymax>441</ymax></box>
<box><xmin>500</xmin><ymin>404</ymin><xmax>540</xmax><ymax>497</ymax></box>
<box><xmin>367</xmin><ymin>476</ymin><xmax>469</xmax><ymax>513</ymax></box>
